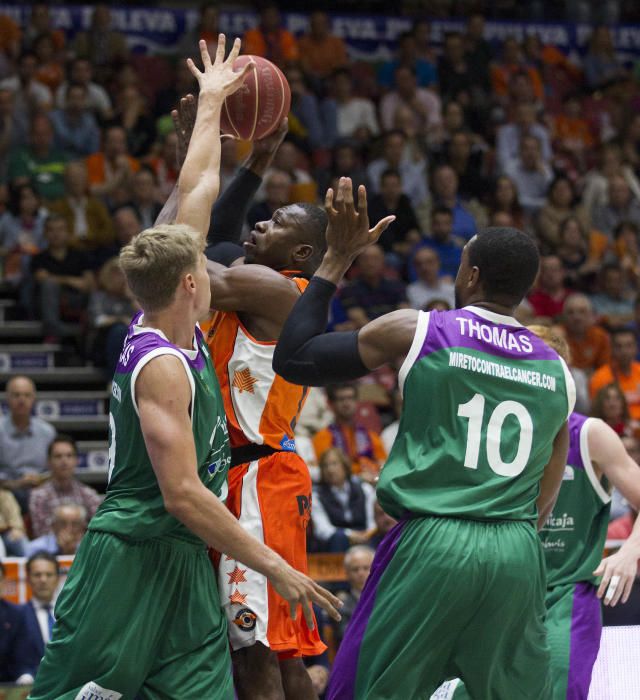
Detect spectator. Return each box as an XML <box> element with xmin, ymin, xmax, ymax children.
<box><xmin>319</xmin><ymin>140</ymin><xmax>371</xmax><ymax>195</ymax></box>
<box><xmin>582</xmin><ymin>143</ymin><xmax>640</xmax><ymax>216</ymax></box>
<box><xmin>246</xmin><ymin>169</ymin><xmax>291</xmax><ymax>231</ymax></box>
<box><xmin>329</xmin><ymin>69</ymin><xmax>379</xmax><ymax>141</ymax></box>
<box><xmin>146</xmin><ymin>130</ymin><xmax>180</xmax><ymax>201</ymax></box>
<box><xmin>30</xmin><ymin>214</ymin><xmax>94</xmax><ymax>342</ymax></box>
<box><xmin>562</xmin><ymin>293</ymin><xmax>611</xmax><ymax>373</ymax></box>
<box><xmin>89</xmin><ymin>257</ymin><xmax>137</xmax><ymax>379</ymax></box>
<box><xmin>0</xmin><ymin>487</ymin><xmax>28</xmax><ymax>555</ymax></box>
<box><xmin>620</xmin><ymin>113</ymin><xmax>640</xmax><ymax>173</ymax></box>
<box><xmin>8</xmin><ymin>114</ymin><xmax>68</xmax><ymax>202</ymax></box>
<box><xmin>504</xmin><ymin>135</ymin><xmax>553</xmax><ymax>215</ymax></box>
<box><xmin>311</xmin><ymin>448</ymin><xmax>376</xmax><ymax>552</ymax></box>
<box><xmin>0</xmin><ymin>89</ymin><xmax>26</xmax><ymax>170</ymax></box>
<box><xmin>50</xmin><ymin>83</ymin><xmax>100</xmax><ymax>158</ymax></box>
<box><xmin>312</xmin><ymin>383</ymin><xmax>387</xmax><ymax>480</ymax></box>
<box><xmin>367</xmin><ymin>130</ymin><xmax>428</xmax><ymax>209</ymax></box>
<box><xmin>378</xmin><ymin>30</ymin><xmax>437</xmax><ymax>90</ymax></box>
<box><xmin>556</xmin><ymin>216</ymin><xmax>600</xmax><ymax>291</ymax></box>
<box><xmin>438</xmin><ymin>31</ymin><xmax>489</xmax><ymax>105</ymax></box>
<box><xmin>412</xmin><ymin>19</ymin><xmax>436</xmax><ymax>64</ymax></box>
<box><xmin>0</xmin><ymin>183</ymin><xmax>47</xmax><ymax>285</ymax></box>
<box><xmin>528</xmin><ymin>255</ymin><xmax>570</xmax><ymax>320</ymax></box>
<box><xmin>298</xmin><ymin>11</ymin><xmax>348</xmax><ymax>83</ymax></box>
<box><xmin>591</xmin><ymin>175</ymin><xmax>640</xmax><ymax>238</ymax></box>
<box><xmin>285</xmin><ymin>64</ymin><xmax>327</xmax><ymax>150</ymax></box>
<box><xmin>415</xmin><ymin>206</ymin><xmax>464</xmax><ymax>279</ymax></box>
<box><xmin>23</xmin><ymin>5</ymin><xmax>64</xmax><ymax>53</ymax></box>
<box><xmin>590</xmin><ymin>328</ymin><xmax>640</xmax><ymax>420</ymax></box>
<box><xmin>270</xmin><ymin>140</ymin><xmax>317</xmax><ymax>203</ymax></box>
<box><xmin>439</xmin><ymin>130</ymin><xmax>488</xmax><ymax>201</ymax></box>
<box><xmin>48</xmin><ymin>161</ymin><xmax>115</xmax><ymax>254</ymax></box>
<box><xmin>367</xmin><ymin>169</ymin><xmax>420</xmax><ymax>259</ymax></box>
<box><xmin>18</xmin><ymin>552</ymin><xmax>60</xmax><ymax>683</ymax></box>
<box><xmin>333</xmin><ymin>545</ymin><xmax>375</xmax><ymax>645</ymax></box>
<box><xmin>55</xmin><ymin>58</ymin><xmax>112</xmax><ymax>121</ymax></box>
<box><xmin>338</xmin><ymin>244</ymin><xmax>407</xmax><ymax>327</ymax></box>
<box><xmin>112</xmin><ymin>83</ymin><xmax>157</xmax><ymax>159</ymax></box>
<box><xmin>463</xmin><ymin>14</ymin><xmax>492</xmax><ymax>81</ymax></box>
<box><xmin>25</xmin><ymin>503</ymin><xmax>87</xmax><ymax>557</ymax></box>
<box><xmin>0</xmin><ymin>376</ymin><xmax>54</xmax><ymax>511</ymax></box>
<box><xmin>379</xmin><ymin>66</ymin><xmax>442</xmax><ymax>140</ymax></box>
<box><xmin>112</xmin><ymin>205</ymin><xmax>142</xmax><ymax>249</ymax></box>
<box><xmin>536</xmin><ymin>176</ymin><xmax>587</xmax><ymax>253</ymax></box>
<box><xmin>407</xmin><ymin>246</ymin><xmax>456</xmax><ymax>309</ymax></box>
<box><xmin>591</xmin><ymin>262</ymin><xmax>634</xmax><ymax>329</ymax></box>
<box><xmin>175</xmin><ymin>2</ymin><xmax>219</xmax><ymax>59</ymax></box>
<box><xmin>242</xmin><ymin>3</ymin><xmax>298</xmax><ymax>68</ymax></box>
<box><xmin>0</xmin><ymin>51</ymin><xmax>51</xmax><ymax>123</ymax></box>
<box><xmin>85</xmin><ymin>125</ymin><xmax>140</xmax><ymax>206</ymax></box>
<box><xmin>552</xmin><ymin>93</ymin><xmax>596</xmax><ymax>174</ymax></box>
<box><xmin>72</xmin><ymin>4</ymin><xmax>128</xmax><ymax>84</ymax></box>
<box><xmin>591</xmin><ymin>383</ymin><xmax>631</xmax><ymax>437</ymax></box>
<box><xmin>127</xmin><ymin>167</ymin><xmax>162</xmax><ymax>230</ymax></box>
<box><xmin>154</xmin><ymin>61</ymin><xmax>199</xmax><ymax>120</ymax></box>
<box><xmin>583</xmin><ymin>25</ymin><xmax>626</xmax><ymax>90</ymax></box>
<box><xmin>491</xmin><ymin>37</ymin><xmax>544</xmax><ymax>105</ymax></box>
<box><xmin>32</xmin><ymin>32</ymin><xmax>64</xmax><ymax>95</ymax></box>
<box><xmin>29</xmin><ymin>435</ymin><xmax>101</xmax><ymax>538</ymax></box>
<box><xmin>423</xmin><ymin>165</ymin><xmax>478</xmax><ymax>241</ymax></box>
<box><xmin>0</xmin><ymin>561</ymin><xmax>32</xmax><ymax>684</ymax></box>
<box><xmin>489</xmin><ymin>175</ymin><xmax>525</xmax><ymax>230</ymax></box>
<box><xmin>368</xmin><ymin>500</ymin><xmax>398</xmax><ymax>549</ymax></box>
<box><xmin>496</xmin><ymin>102</ymin><xmax>552</xmax><ymax>173</ymax></box>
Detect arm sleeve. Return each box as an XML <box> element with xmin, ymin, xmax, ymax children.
<box><xmin>207</xmin><ymin>166</ymin><xmax>262</xmax><ymax>248</ymax></box>
<box><xmin>272</xmin><ymin>276</ymin><xmax>369</xmax><ymax>386</ymax></box>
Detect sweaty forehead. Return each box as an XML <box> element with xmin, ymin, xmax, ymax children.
<box><xmin>275</xmin><ymin>204</ymin><xmax>306</xmax><ymax>227</ymax></box>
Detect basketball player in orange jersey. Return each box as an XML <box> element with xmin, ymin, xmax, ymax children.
<box><xmin>157</xmin><ymin>96</ymin><xmax>394</xmax><ymax>700</ymax></box>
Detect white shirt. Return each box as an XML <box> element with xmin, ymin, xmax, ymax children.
<box><xmin>381</xmin><ymin>421</ymin><xmax>399</xmax><ymax>454</ymax></box>
<box><xmin>336</xmin><ymin>98</ymin><xmax>380</xmax><ymax>138</ymax></box>
<box><xmin>311</xmin><ymin>478</ymin><xmax>376</xmax><ymax>542</ymax></box>
<box><xmin>31</xmin><ymin>597</ymin><xmax>55</xmax><ymax>644</ymax></box>
<box><xmin>407</xmin><ymin>279</ymin><xmax>456</xmax><ymax>311</ymax></box>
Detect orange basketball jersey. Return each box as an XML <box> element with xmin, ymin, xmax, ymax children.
<box><xmin>202</xmin><ymin>274</ymin><xmax>309</xmax><ymax>452</ymax></box>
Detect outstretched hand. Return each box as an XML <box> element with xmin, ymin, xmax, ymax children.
<box><xmin>172</xmin><ymin>94</ymin><xmax>197</xmax><ymax>168</ymax></box>
<box><xmin>186</xmin><ymin>35</ymin><xmax>254</xmax><ymax>101</ymax></box>
<box><xmin>324</xmin><ymin>177</ymin><xmax>395</xmax><ymax>263</ymax></box>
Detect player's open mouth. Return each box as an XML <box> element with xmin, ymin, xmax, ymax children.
<box><xmin>244</xmin><ymin>231</ymin><xmax>258</xmax><ymax>248</ymax></box>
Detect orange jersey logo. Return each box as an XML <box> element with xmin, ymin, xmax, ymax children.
<box><xmin>232</xmin><ymin>368</ymin><xmax>258</xmax><ymax>394</ymax></box>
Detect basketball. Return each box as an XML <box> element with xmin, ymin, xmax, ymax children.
<box><xmin>221</xmin><ymin>55</ymin><xmax>291</xmax><ymax>141</ymax></box>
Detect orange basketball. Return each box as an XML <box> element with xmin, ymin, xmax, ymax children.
<box><xmin>221</xmin><ymin>55</ymin><xmax>291</xmax><ymax>141</ymax></box>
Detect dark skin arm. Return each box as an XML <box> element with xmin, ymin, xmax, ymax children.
<box><xmin>536</xmin><ymin>422</ymin><xmax>570</xmax><ymax>530</ymax></box>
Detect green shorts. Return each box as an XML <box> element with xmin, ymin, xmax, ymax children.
<box><xmin>328</xmin><ymin>516</ymin><xmax>552</xmax><ymax>700</ymax></box>
<box><xmin>29</xmin><ymin>530</ymin><xmax>233</xmax><ymax>700</ymax></box>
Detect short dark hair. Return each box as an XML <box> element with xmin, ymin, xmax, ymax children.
<box><xmin>432</xmin><ymin>205</ymin><xmax>453</xmax><ymax>220</ymax></box>
<box><xmin>611</xmin><ymin>327</ymin><xmax>636</xmax><ymax>343</ymax></box>
<box><xmin>48</xmin><ymin>433</ymin><xmax>78</xmax><ymax>458</ymax></box>
<box><xmin>66</xmin><ymin>81</ymin><xmax>87</xmax><ymax>97</ymax></box>
<box><xmin>292</xmin><ymin>202</ymin><xmax>328</xmax><ymax>275</ymax></box>
<box><xmin>381</xmin><ymin>168</ymin><xmax>401</xmax><ymax>182</ymax></box>
<box><xmin>327</xmin><ymin>382</ymin><xmax>358</xmax><ymax>402</ymax></box>
<box><xmin>614</xmin><ymin>220</ymin><xmax>639</xmax><ymax>239</ymax></box>
<box><xmin>26</xmin><ymin>551</ymin><xmax>60</xmax><ymax>577</ymax></box>
<box><xmin>467</xmin><ymin>227</ymin><xmax>540</xmax><ymax>305</ymax></box>
<box><xmin>44</xmin><ymin>213</ymin><xmax>67</xmax><ymax>231</ymax></box>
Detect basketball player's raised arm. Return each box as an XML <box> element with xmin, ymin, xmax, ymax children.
<box><xmin>174</xmin><ymin>36</ymin><xmax>254</xmax><ymax>239</ymax></box>
<box><xmin>588</xmin><ymin>419</ymin><xmax>640</xmax><ymax>606</ymax></box>
<box><xmin>536</xmin><ymin>422</ymin><xmax>570</xmax><ymax>531</ymax></box>
<box><xmin>136</xmin><ymin>353</ymin><xmax>342</xmax><ymax>626</ymax></box>
<box><xmin>273</xmin><ymin>177</ymin><xmax>416</xmax><ymax>385</ymax></box>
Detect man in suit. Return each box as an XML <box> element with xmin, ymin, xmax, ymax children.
<box><xmin>19</xmin><ymin>551</ymin><xmax>60</xmax><ymax>680</ymax></box>
<box><xmin>0</xmin><ymin>560</ymin><xmax>32</xmax><ymax>683</ymax></box>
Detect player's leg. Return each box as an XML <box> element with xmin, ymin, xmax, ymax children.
<box><xmin>140</xmin><ymin>546</ymin><xmax>234</xmax><ymax>700</ymax></box>
<box><xmin>328</xmin><ymin>517</ymin><xmax>486</xmax><ymax>700</ymax></box>
<box><xmin>545</xmin><ymin>584</ymin><xmax>575</xmax><ymax>700</ymax></box>
<box><xmin>280</xmin><ymin>653</ymin><xmax>318</xmax><ymax>699</ymax></box>
<box><xmin>450</xmin><ymin>521</ymin><xmax>552</xmax><ymax>700</ymax></box>
<box><xmin>29</xmin><ymin>532</ymin><xmax>169</xmax><ymax>699</ymax></box>
<box><xmin>232</xmin><ymin>642</ymin><xmax>286</xmax><ymax>700</ymax></box>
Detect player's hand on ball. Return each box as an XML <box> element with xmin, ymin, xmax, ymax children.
<box><xmin>251</xmin><ymin>117</ymin><xmax>289</xmax><ymax>157</ymax></box>
<box><xmin>186</xmin><ymin>35</ymin><xmax>255</xmax><ymax>100</ymax></box>
<box><xmin>271</xmin><ymin>561</ymin><xmax>342</xmax><ymax>628</ymax></box>
<box><xmin>594</xmin><ymin>550</ymin><xmax>637</xmax><ymax>606</ymax></box>
<box><xmin>324</xmin><ymin>177</ymin><xmax>395</xmax><ymax>263</ymax></box>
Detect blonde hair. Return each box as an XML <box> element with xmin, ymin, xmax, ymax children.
<box><xmin>528</xmin><ymin>324</ymin><xmax>571</xmax><ymax>364</ymax></box>
<box><xmin>119</xmin><ymin>224</ymin><xmax>203</xmax><ymax>312</ymax></box>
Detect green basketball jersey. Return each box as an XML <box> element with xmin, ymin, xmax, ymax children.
<box><xmin>377</xmin><ymin>307</ymin><xmax>575</xmax><ymax>523</ymax></box>
<box><xmin>540</xmin><ymin>413</ymin><xmax>612</xmax><ymax>587</ymax></box>
<box><xmin>89</xmin><ymin>314</ymin><xmax>231</xmax><ymax>543</ymax></box>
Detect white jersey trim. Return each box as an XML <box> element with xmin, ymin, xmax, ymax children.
<box><xmin>560</xmin><ymin>358</ymin><xmax>577</xmax><ymax>419</ymax></box>
<box><xmin>398</xmin><ymin>311</ymin><xmax>430</xmax><ymax>396</ymax></box>
<box><xmin>130</xmin><ymin>348</ymin><xmax>195</xmax><ymax>425</ymax></box>
<box><xmin>465</xmin><ymin>305</ymin><xmax>523</xmax><ymax>328</ymax></box>
<box><xmin>580</xmin><ymin>417</ymin><xmax>611</xmax><ymax>505</ymax></box>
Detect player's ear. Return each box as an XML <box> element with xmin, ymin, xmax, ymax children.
<box><xmin>468</xmin><ymin>265</ymin><xmax>480</xmax><ymax>289</ymax></box>
<box><xmin>293</xmin><ymin>243</ymin><xmax>313</xmax><ymax>263</ymax></box>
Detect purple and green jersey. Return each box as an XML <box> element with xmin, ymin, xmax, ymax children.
<box><xmin>89</xmin><ymin>313</ymin><xmax>231</xmax><ymax>544</ymax></box>
<box><xmin>378</xmin><ymin>306</ymin><xmax>575</xmax><ymax>524</ymax></box>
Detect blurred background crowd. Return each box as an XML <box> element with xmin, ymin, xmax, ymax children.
<box><xmin>3</xmin><ymin>1</ymin><xmax>640</xmax><ymax>690</ymax></box>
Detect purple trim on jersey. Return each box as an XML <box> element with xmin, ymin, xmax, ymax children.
<box><xmin>567</xmin><ymin>412</ymin><xmax>588</xmax><ymax>472</ymax></box>
<box><xmin>418</xmin><ymin>308</ymin><xmax>561</xmax><ymax>364</ymax></box>
<box><xmin>115</xmin><ymin>312</ymin><xmax>205</xmax><ymax>374</ymax></box>
<box><xmin>327</xmin><ymin>520</ymin><xmax>407</xmax><ymax>700</ymax></box>
<box><xmin>567</xmin><ymin>582</ymin><xmax>602</xmax><ymax>697</ymax></box>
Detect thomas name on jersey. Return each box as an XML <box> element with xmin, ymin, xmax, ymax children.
<box><xmin>456</xmin><ymin>317</ymin><xmax>534</xmax><ymax>353</ymax></box>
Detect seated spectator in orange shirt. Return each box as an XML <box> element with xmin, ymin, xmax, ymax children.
<box><xmin>312</xmin><ymin>383</ymin><xmax>387</xmax><ymax>483</ymax></box>
<box><xmin>33</xmin><ymin>33</ymin><xmax>64</xmax><ymax>95</ymax></box>
<box><xmin>86</xmin><ymin>125</ymin><xmax>140</xmax><ymax>207</ymax></box>
<box><xmin>562</xmin><ymin>293</ymin><xmax>611</xmax><ymax>373</ymax></box>
<box><xmin>0</xmin><ymin>13</ymin><xmax>20</xmax><ymax>61</ymax></box>
<box><xmin>528</xmin><ymin>255</ymin><xmax>571</xmax><ymax>321</ymax></box>
<box><xmin>591</xmin><ymin>328</ymin><xmax>640</xmax><ymax>421</ymax></box>
<box><xmin>298</xmin><ymin>11</ymin><xmax>348</xmax><ymax>82</ymax></box>
<box><xmin>491</xmin><ymin>37</ymin><xmax>544</xmax><ymax>104</ymax></box>
<box><xmin>242</xmin><ymin>3</ymin><xmax>298</xmax><ymax>69</ymax></box>
<box><xmin>552</xmin><ymin>94</ymin><xmax>595</xmax><ymax>171</ymax></box>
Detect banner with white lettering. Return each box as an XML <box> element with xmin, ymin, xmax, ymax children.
<box><xmin>1</xmin><ymin>5</ymin><xmax>640</xmax><ymax>62</ymax></box>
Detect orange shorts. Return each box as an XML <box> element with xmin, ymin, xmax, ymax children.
<box><xmin>218</xmin><ymin>450</ymin><xmax>326</xmax><ymax>659</ymax></box>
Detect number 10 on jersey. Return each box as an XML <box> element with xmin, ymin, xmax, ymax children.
<box><xmin>457</xmin><ymin>394</ymin><xmax>533</xmax><ymax>477</ymax></box>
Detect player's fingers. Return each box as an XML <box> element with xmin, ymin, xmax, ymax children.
<box><xmin>603</xmin><ymin>574</ymin><xmax>620</xmax><ymax>604</ymax></box>
<box><xmin>227</xmin><ymin>36</ymin><xmax>242</xmax><ymax>64</ymax></box>
<box><xmin>213</xmin><ymin>34</ymin><xmax>225</xmax><ymax>66</ymax></box>
<box><xmin>311</xmin><ymin>583</ymin><xmax>342</xmax><ymax>622</ymax></box>
<box><xmin>335</xmin><ymin>177</ymin><xmax>346</xmax><ymax>214</ymax></box>
<box><xmin>301</xmin><ymin>596</ymin><xmax>316</xmax><ymax>631</ymax></box>
<box><xmin>199</xmin><ymin>38</ymin><xmax>214</xmax><ymax>70</ymax></box>
<box><xmin>611</xmin><ymin>574</ymin><xmax>628</xmax><ymax>606</ymax></box>
<box><xmin>234</xmin><ymin>59</ymin><xmax>255</xmax><ymax>85</ymax></box>
<box><xmin>622</xmin><ymin>575</ymin><xmax>634</xmax><ymax>605</ymax></box>
<box><xmin>357</xmin><ymin>184</ymin><xmax>368</xmax><ymax>218</ymax></box>
<box><xmin>372</xmin><ymin>216</ymin><xmax>396</xmax><ymax>239</ymax></box>
<box><xmin>324</xmin><ymin>187</ymin><xmax>336</xmax><ymax>215</ymax></box>
<box><xmin>289</xmin><ymin>601</ymin><xmax>297</xmax><ymax>621</ymax></box>
<box><xmin>185</xmin><ymin>57</ymin><xmax>201</xmax><ymax>80</ymax></box>
<box><xmin>342</xmin><ymin>177</ymin><xmax>354</xmax><ymax>213</ymax></box>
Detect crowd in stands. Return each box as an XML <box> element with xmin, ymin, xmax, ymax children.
<box><xmin>3</xmin><ymin>0</ymin><xmax>640</xmax><ymax>688</ymax></box>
